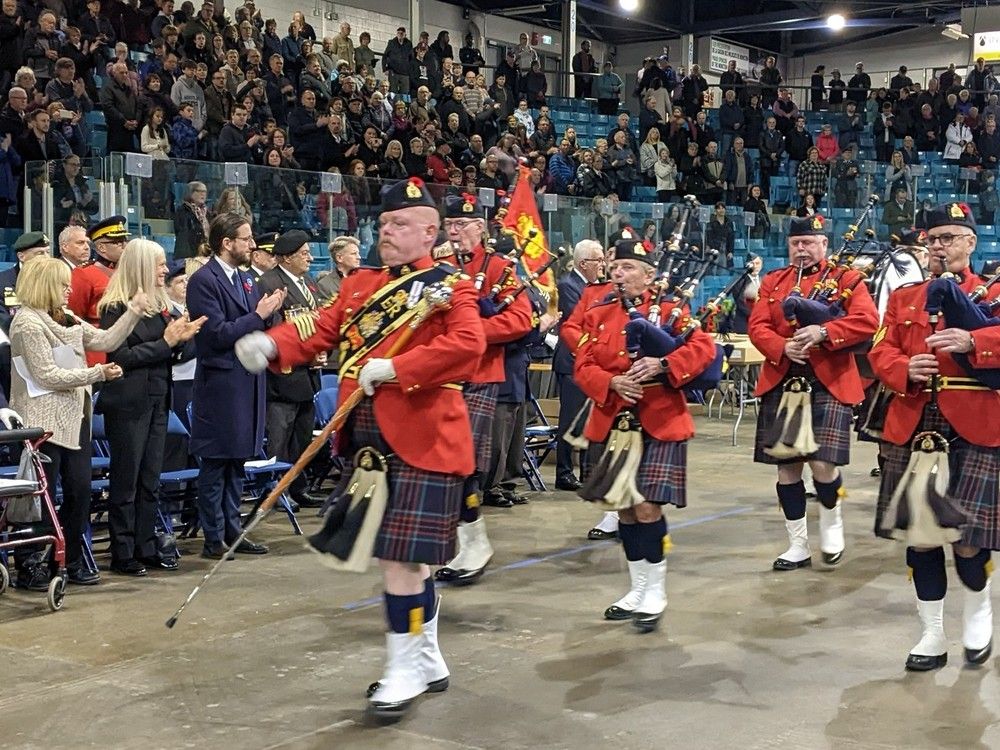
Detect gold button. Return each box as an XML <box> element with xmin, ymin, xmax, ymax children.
<box><xmin>904</xmin><ymin>320</ymin><xmax>912</xmax><ymax>326</ymax></box>
<box><xmin>618</xmin><ymin>351</ymin><xmax>625</xmax><ymax>357</ymax></box>
<box><xmin>769</xmin><ymin>297</ymin><xmax>775</xmax><ymax>303</ymax></box>
<box><xmin>621</xmin><ymin>329</ymin><xmax>626</xmax><ymax>335</ymax></box>
<box><xmin>908</xmin><ymin>305</ymin><xmax>916</xmax><ymax>310</ymax></box>
<box><xmin>598</xmin><ymin>323</ymin><xmax>605</xmax><ymax>330</ymax></box>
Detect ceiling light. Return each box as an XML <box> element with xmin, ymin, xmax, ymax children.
<box><xmin>942</xmin><ymin>23</ymin><xmax>968</xmax><ymax>40</ymax></box>
<box><xmin>826</xmin><ymin>14</ymin><xmax>846</xmax><ymax>31</ymax></box>
<box><xmin>619</xmin><ymin>0</ymin><xmax>639</xmax><ymax>11</ymax></box>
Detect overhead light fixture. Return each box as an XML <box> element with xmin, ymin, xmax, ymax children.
<box><xmin>499</xmin><ymin>4</ymin><xmax>548</xmax><ymax>16</ymax></box>
<box><xmin>619</xmin><ymin>0</ymin><xmax>639</xmax><ymax>11</ymax></box>
<box><xmin>826</xmin><ymin>13</ymin><xmax>846</xmax><ymax>31</ymax></box>
<box><xmin>941</xmin><ymin>23</ymin><xmax>969</xmax><ymax>40</ymax></box>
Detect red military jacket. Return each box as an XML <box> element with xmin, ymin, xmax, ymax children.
<box><xmin>68</xmin><ymin>260</ymin><xmax>115</xmax><ymax>366</ymax></box>
<box><xmin>868</xmin><ymin>272</ymin><xmax>1000</xmax><ymax>447</ymax></box>
<box><xmin>267</xmin><ymin>256</ymin><xmax>486</xmax><ymax>475</ymax></box>
<box><xmin>574</xmin><ymin>290</ymin><xmax>717</xmax><ymax>442</ymax></box>
<box><xmin>467</xmin><ymin>243</ymin><xmax>534</xmax><ymax>383</ymax></box>
<box><xmin>560</xmin><ymin>281</ymin><xmax>613</xmax><ymax>354</ymax></box>
<box><xmin>749</xmin><ymin>260</ymin><xmax>878</xmax><ymax>405</ymax></box>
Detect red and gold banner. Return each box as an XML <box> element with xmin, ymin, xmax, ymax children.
<box><xmin>500</xmin><ymin>166</ymin><xmax>557</xmax><ymax>311</ymax></box>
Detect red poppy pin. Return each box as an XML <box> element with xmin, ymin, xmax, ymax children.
<box><xmin>244</xmin><ymin>279</ymin><xmax>253</xmax><ymax>293</ymax></box>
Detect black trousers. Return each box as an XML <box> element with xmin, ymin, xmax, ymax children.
<box><xmin>556</xmin><ymin>372</ymin><xmax>586</xmax><ymax>481</ymax></box>
<box><xmin>484</xmin><ymin>400</ymin><xmax>525</xmax><ymax>492</ymax></box>
<box><xmin>265</xmin><ymin>399</ymin><xmax>314</xmax><ymax>497</ymax></box>
<box><xmin>104</xmin><ymin>396</ymin><xmax>168</xmax><ymax>562</ymax></box>
<box><xmin>41</xmin><ymin>418</ymin><xmax>92</xmax><ymax>571</ymax></box>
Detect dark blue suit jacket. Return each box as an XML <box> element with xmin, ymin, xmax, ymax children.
<box><xmin>186</xmin><ymin>257</ymin><xmax>268</xmax><ymax>459</ymax></box>
<box><xmin>552</xmin><ymin>270</ymin><xmax>586</xmax><ymax>376</ymax></box>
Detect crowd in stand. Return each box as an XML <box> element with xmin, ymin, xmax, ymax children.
<box><xmin>3</xmin><ymin>0</ymin><xmax>1000</xmax><ymax>243</ymax></box>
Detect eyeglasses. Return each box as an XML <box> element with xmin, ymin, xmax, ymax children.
<box><xmin>926</xmin><ymin>233</ymin><xmax>975</xmax><ymax>247</ymax></box>
<box><xmin>234</xmin><ymin>234</ymin><xmax>254</xmax><ymax>243</ymax></box>
<box><xmin>443</xmin><ymin>220</ymin><xmax>480</xmax><ymax>230</ymax></box>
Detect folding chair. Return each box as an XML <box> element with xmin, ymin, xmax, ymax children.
<box><xmin>522</xmin><ymin>395</ymin><xmax>558</xmax><ymax>492</ymax></box>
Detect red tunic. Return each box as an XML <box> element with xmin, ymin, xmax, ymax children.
<box><xmin>466</xmin><ymin>244</ymin><xmax>534</xmax><ymax>384</ymax></box>
<box><xmin>267</xmin><ymin>256</ymin><xmax>486</xmax><ymax>475</ymax></box>
<box><xmin>748</xmin><ymin>260</ymin><xmax>878</xmax><ymax>405</ymax></box>
<box><xmin>574</xmin><ymin>291</ymin><xmax>717</xmax><ymax>443</ymax></box>
<box><xmin>868</xmin><ymin>273</ymin><xmax>1000</xmax><ymax>447</ymax></box>
<box><xmin>68</xmin><ymin>260</ymin><xmax>114</xmax><ymax>366</ymax></box>
<box><xmin>560</xmin><ymin>281</ymin><xmax>613</xmax><ymax>354</ymax></box>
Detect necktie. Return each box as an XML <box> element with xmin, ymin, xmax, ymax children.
<box><xmin>232</xmin><ymin>271</ymin><xmax>247</xmax><ymax>306</ymax></box>
<box><xmin>299</xmin><ymin>278</ymin><xmax>315</xmax><ymax>308</ymax></box>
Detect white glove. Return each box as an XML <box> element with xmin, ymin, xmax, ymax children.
<box><xmin>235</xmin><ymin>331</ymin><xmax>277</xmax><ymax>373</ymax></box>
<box><xmin>358</xmin><ymin>358</ymin><xmax>395</xmax><ymax>396</ymax></box>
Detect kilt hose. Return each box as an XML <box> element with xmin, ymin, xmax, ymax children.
<box><xmin>339</xmin><ymin>400</ymin><xmax>464</xmax><ymax>565</ymax></box>
<box><xmin>754</xmin><ymin>382</ymin><xmax>853</xmax><ymax>466</ymax></box>
<box><xmin>876</xmin><ymin>406</ymin><xmax>1000</xmax><ymax>550</ymax></box>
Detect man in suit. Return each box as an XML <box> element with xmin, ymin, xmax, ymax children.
<box><xmin>57</xmin><ymin>225</ymin><xmax>92</xmax><ymax>271</ymax></box>
<box><xmin>0</xmin><ymin>231</ymin><xmax>50</xmax><ymax>401</ymax></box>
<box><xmin>552</xmin><ymin>239</ymin><xmax>605</xmax><ymax>491</ymax></box>
<box><xmin>257</xmin><ymin>229</ymin><xmax>325</xmax><ymax>509</ymax></box>
<box><xmin>186</xmin><ymin>213</ymin><xmax>286</xmax><ymax>559</ymax></box>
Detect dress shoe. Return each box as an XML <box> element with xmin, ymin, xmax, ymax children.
<box><xmin>138</xmin><ymin>556</ymin><xmax>179</xmax><ymax>571</ymax></box>
<box><xmin>905</xmin><ymin>652</ymin><xmax>948</xmax><ymax>671</ymax></box>
<box><xmin>16</xmin><ymin>565</ymin><xmax>51</xmax><ymax>592</ymax></box>
<box><xmin>67</xmin><ymin>567</ymin><xmax>101</xmax><ymax>586</ymax></box>
<box><xmin>293</xmin><ymin>492</ymin><xmax>326</xmax><ymax>509</ymax></box>
<box><xmin>201</xmin><ymin>543</ymin><xmax>233</xmax><ymax>560</ymax></box>
<box><xmin>110</xmin><ymin>559</ymin><xmax>148</xmax><ymax>577</ymax></box>
<box><xmin>555</xmin><ymin>476</ymin><xmax>581</xmax><ymax>491</ymax></box>
<box><xmin>501</xmin><ymin>488</ymin><xmax>529</xmax><ymax>505</ymax></box>
<box><xmin>870</xmin><ymin>466</ymin><xmax>882</xmax><ymax>477</ymax></box>
<box><xmin>232</xmin><ymin>539</ymin><xmax>269</xmax><ymax>555</ymax></box>
<box><xmin>482</xmin><ymin>493</ymin><xmax>514</xmax><ymax>508</ymax></box>
<box><xmin>588</xmin><ymin>528</ymin><xmax>618</xmax><ymax>541</ymax></box>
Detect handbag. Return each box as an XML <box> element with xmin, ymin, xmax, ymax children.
<box><xmin>4</xmin><ymin>447</ymin><xmax>49</xmax><ymax>524</ymax></box>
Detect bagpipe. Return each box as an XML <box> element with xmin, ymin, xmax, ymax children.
<box><xmin>782</xmin><ymin>196</ymin><xmax>880</xmax><ymax>329</ymax></box>
<box><xmin>924</xmin><ymin>268</ymin><xmax>1000</xmax><ymax>389</ymax></box>
<box><xmin>696</xmin><ymin>258</ymin><xmax>757</xmax><ymax>331</ymax></box>
<box><xmin>479</xmin><ymin>243</ymin><xmax>567</xmax><ymax>316</ymax></box>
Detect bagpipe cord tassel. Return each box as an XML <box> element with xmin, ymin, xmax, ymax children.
<box><xmin>563</xmin><ymin>398</ymin><xmax>593</xmax><ymax>450</ymax></box>
<box><xmin>578</xmin><ymin>422</ymin><xmax>647</xmax><ymax>510</ymax></box>
<box><xmin>881</xmin><ymin>447</ymin><xmax>962</xmax><ymax>548</ymax></box>
<box><xmin>763</xmin><ymin>390</ymin><xmax>819</xmax><ymax>460</ymax></box>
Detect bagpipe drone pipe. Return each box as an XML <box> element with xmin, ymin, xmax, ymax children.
<box><xmin>924</xmin><ymin>268</ymin><xmax>1000</xmax><ymax>388</ymax></box>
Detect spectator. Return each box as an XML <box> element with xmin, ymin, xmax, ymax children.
<box><xmin>171</xmin><ymin>59</ymin><xmax>207</xmax><ymax>134</ymax></box>
<box><xmin>888</xmin><ymin>65</ymin><xmax>913</xmax><ymax>101</ymax></box>
<box><xmin>427</xmin><ymin>140</ymin><xmax>455</xmax><ymax>184</ymax></box>
<box><xmin>439</xmin><ymin>87</ymin><xmax>471</xmax><ymax>134</ymax></box>
<box><xmin>744</xmin><ymin>185</ymin><xmax>770</xmax><ymax>239</ymax></box>
<box><xmin>739</xmin><ymin>93</ymin><xmax>763</xmax><ymax>149</ymax></box>
<box><xmin>607</xmin><ymin>129</ymin><xmax>639</xmax><ymax>201</ymax></box>
<box><xmin>639</xmin><ymin>127</ymin><xmax>666</xmax><ymax>184</ymax></box>
<box><xmin>184</xmin><ymin>1</ymin><xmax>218</xmax><ymax>44</ymax></box>
<box><xmin>170</xmin><ymin>102</ymin><xmax>201</xmax><ymax>159</ymax></box>
<box><xmin>186</xmin><ymin>214</ymin><xmax>284</xmax><ymax>560</ymax></box>
<box><xmin>759</xmin><ymin>56</ymin><xmax>782</xmax><ymax>108</ymax></box>
<box><xmin>832</xmin><ymin>144</ymin><xmax>861</xmax><ymax>208</ymax></box>
<box><xmin>496</xmin><ymin>49</ymin><xmax>520</xmax><ymax>98</ymax></box>
<box><xmin>523</xmin><ymin>60</ymin><xmax>547</xmax><ymax>106</ymax></box>
<box><xmin>514</xmin><ymin>32</ymin><xmax>538</xmax><ymax>84</ymax></box>
<box><xmin>101</xmin><ymin>62</ymin><xmax>141</xmax><ymax>153</ymax></box>
<box><xmin>705</xmin><ymin>202</ymin><xmax>735</xmax><ymax>267</ymax></box>
<box><xmin>915</xmin><ymin>102</ymin><xmax>941</xmax><ymax>152</ymax></box>
<box><xmin>52</xmin><ymin>154</ymin><xmax>95</xmax><ymax>226</ymax></box>
<box><xmin>354</xmin><ymin>31</ymin><xmax>375</xmax><ymax>75</ymax></box>
<box><xmin>25</xmin><ymin>11</ymin><xmax>62</xmax><ymax>91</ymax></box>
<box><xmin>847</xmin><ymin>62</ymin><xmax>871</xmax><ymax>107</ymax></box>
<box><xmin>430</xmin><ymin>30</ymin><xmax>453</xmax><ymax>66</ymax></box>
<box><xmin>459</xmin><ymin>33</ymin><xmax>486</xmax><ymax>76</ymax></box>
<box><xmin>967</xmin><ymin>57</ymin><xmax>990</xmax><ymax>110</ymax></box>
<box><xmin>837</xmin><ymin>100</ymin><xmax>864</xmax><ymax>151</ymax></box>
<box><xmin>882</xmin><ymin>186</ymin><xmax>914</xmax><ymax>239</ymax></box>
<box><xmin>16</xmin><ymin>109</ymin><xmax>60</xmax><ymax>163</ymax></box>
<box><xmin>719</xmin><ymin>60</ymin><xmax>745</xmax><ymax>106</ymax></box>
<box><xmin>571</xmin><ymin>40</ymin><xmax>597</xmax><ymax>99</ymax></box>
<box><xmin>287</xmin><ymin>88</ymin><xmax>330</xmax><ymax>171</ymax></box>
<box><xmin>528</xmin><ymin>117</ymin><xmax>557</xmax><ymax>159</ymax></box>
<box><xmin>680</xmin><ymin>64</ymin><xmax>708</xmax><ymax>118</ymax></box>
<box><xmin>699</xmin><ymin>141</ymin><xmax>725</xmax><ymax>204</ymax></box>
<box><xmin>724</xmin><ymin>137</ymin><xmax>753</xmax><ymax>205</ymax></box>
<box><xmin>383</xmin><ymin>26</ymin><xmax>413</xmax><ymax>95</ymax></box>
<box><xmin>796</xmin><ymin>192</ymin><xmax>819</xmax><ymax>217</ymax></box>
<box><xmin>815</xmin><ymin>122</ymin><xmax>840</xmax><ymax>165</ymax></box>
<box><xmin>217</xmin><ymin>104</ymin><xmax>256</xmax><ymax>162</ymax></box>
<box><xmin>96</xmin><ymin>239</ymin><xmax>202</xmax><ymax>576</ymax></box>
<box><xmin>944</xmin><ymin>111</ymin><xmax>972</xmax><ymax>163</ymax></box>
<box><xmin>379</xmin><ymin>139</ymin><xmax>408</xmax><ymax>181</ymax></box>
<box><xmin>513</xmin><ymin>98</ymin><xmax>535</xmax><ymax>138</ymax></box>
<box><xmin>578</xmin><ymin>153</ymin><xmax>613</xmax><ymax>198</ymax></box>
<box><xmin>897</xmin><ymin>134</ymin><xmax>920</xmax><ymax>166</ymax></box>
<box><xmin>331</xmin><ymin>22</ymin><xmax>354</xmax><ymax>72</ymax></box>
<box><xmin>45</xmin><ymin>59</ymin><xmax>93</xmax><ymax>121</ymax></box>
<box><xmin>758</xmin><ymin>115</ymin><xmax>783</xmax><ymax>199</ymax></box>
<box><xmin>796</xmin><ymin>146</ymin><xmax>827</xmax><ymax>206</ymax></box>
<box><xmin>637</xmin><ymin>94</ymin><xmax>662</xmax><ymax>144</ymax></box>
<box><xmin>174</xmin><ymin>181</ymin><xmax>210</xmax><ymax>258</ymax></box>
<box><xmin>0</xmin><ymin>0</ymin><xmax>23</xmax><ymax>92</ymax></box>
<box><xmin>290</xmin><ymin>11</ymin><xmax>316</xmax><ymax>42</ymax></box>
<box><xmin>204</xmin><ymin>68</ymin><xmax>234</xmax><ymax>146</ymax></box>
<box><xmin>316</xmin><ymin>235</ymin><xmax>361</xmax><ymax>299</ymax></box>
<box><xmin>884</xmin><ymin>150</ymin><xmax>912</xmax><ymax>200</ymax></box>
<box><xmin>717</xmin><ymin>88</ymin><xmax>744</xmax><ymax>156</ymax></box>
<box><xmin>772</xmin><ymin>88</ymin><xmax>800</xmax><ymax>136</ymax></box>
<box><xmin>652</xmin><ymin>147</ymin><xmax>677</xmax><ymax>202</ymax></box>
<box><xmin>978</xmin><ymin>117</ymin><xmax>1000</xmax><ymax>170</ymax></box>
<box><xmin>828</xmin><ymin>69</ymin><xmax>846</xmax><ymax>112</ymax></box>
<box><xmin>0</xmin><ymin>131</ymin><xmax>20</xmax><ymax>228</ymax></box>
<box><xmin>141</xmin><ymin>105</ymin><xmax>171</xmax><ymax>160</ymax></box>
<box><xmin>595</xmin><ymin>61</ymin><xmax>623</xmax><ymax>116</ymax></box>
<box><xmin>409</xmin><ymin>86</ymin><xmax>440</xmax><ymax>127</ymax></box>
<box><xmin>810</xmin><ymin>65</ymin><xmax>826</xmax><ymax>110</ymax></box>
<box><xmin>10</xmin><ymin>256</ymin><xmax>142</xmax><ymax>586</ymax></box>
<box><xmin>785</xmin><ymin>116</ymin><xmax>813</xmax><ymax>179</ymax></box>
<box><xmin>476</xmin><ymin>150</ymin><xmax>506</xmax><ymax>190</ymax></box>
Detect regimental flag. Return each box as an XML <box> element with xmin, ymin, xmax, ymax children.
<box><xmin>500</xmin><ymin>165</ymin><xmax>557</xmax><ymax>312</ymax></box>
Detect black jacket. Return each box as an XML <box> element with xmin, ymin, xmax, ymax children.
<box><xmin>257</xmin><ymin>268</ymin><xmax>322</xmax><ymax>403</ymax></box>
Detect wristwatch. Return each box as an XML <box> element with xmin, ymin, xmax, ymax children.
<box><xmin>658</xmin><ymin>356</ymin><xmax>670</xmax><ymax>372</ymax></box>
<box><xmin>818</xmin><ymin>325</ymin><xmax>829</xmax><ymax>342</ymax></box>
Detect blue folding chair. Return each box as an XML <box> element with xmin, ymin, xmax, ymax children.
<box><xmin>522</xmin><ymin>395</ymin><xmax>558</xmax><ymax>492</ymax></box>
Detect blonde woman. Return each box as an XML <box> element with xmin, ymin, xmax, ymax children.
<box><xmin>9</xmin><ymin>257</ymin><xmax>146</xmax><ymax>586</ymax></box>
<box><xmin>639</xmin><ymin>127</ymin><xmax>667</xmax><ymax>182</ymax></box>
<box><xmin>96</xmin><ymin>240</ymin><xmax>205</xmax><ymax>576</ymax></box>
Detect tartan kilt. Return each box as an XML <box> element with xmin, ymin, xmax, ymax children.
<box><xmin>753</xmin><ymin>383</ymin><xmax>853</xmax><ymax>466</ymax></box>
<box><xmin>339</xmin><ymin>400</ymin><xmax>463</xmax><ymax>564</ymax></box>
<box><xmin>586</xmin><ymin>436</ymin><xmax>688</xmax><ymax>507</ymax></box>
<box><xmin>875</xmin><ymin>407</ymin><xmax>1000</xmax><ymax>550</ymax></box>
<box><xmin>464</xmin><ymin>382</ymin><xmax>500</xmax><ymax>474</ymax></box>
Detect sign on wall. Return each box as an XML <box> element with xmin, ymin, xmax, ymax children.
<box><xmin>709</xmin><ymin>38</ymin><xmax>751</xmax><ymax>75</ymax></box>
<box><xmin>973</xmin><ymin>32</ymin><xmax>1000</xmax><ymax>60</ymax></box>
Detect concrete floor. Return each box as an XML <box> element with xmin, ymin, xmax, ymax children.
<box><xmin>2</xmin><ymin>414</ymin><xmax>1000</xmax><ymax>750</ymax></box>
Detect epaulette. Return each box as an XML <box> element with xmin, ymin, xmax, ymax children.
<box><xmin>587</xmin><ymin>280</ymin><xmax>613</xmax><ymax>287</ymax></box>
<box><xmin>896</xmin><ymin>280</ymin><xmax>926</xmax><ymax>290</ymax></box>
<box><xmin>432</xmin><ymin>244</ymin><xmax>454</xmax><ymax>260</ymax></box>
<box><xmin>433</xmin><ymin>260</ymin><xmax>463</xmax><ymax>277</ymax></box>
<box><xmin>591</xmin><ymin>295</ymin><xmax>620</xmax><ymax>308</ymax></box>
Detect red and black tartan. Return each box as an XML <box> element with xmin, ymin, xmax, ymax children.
<box><xmin>753</xmin><ymin>383</ymin><xmax>853</xmax><ymax>466</ymax></box>
<box><xmin>339</xmin><ymin>401</ymin><xmax>463</xmax><ymax>564</ymax></box>
<box><xmin>463</xmin><ymin>382</ymin><xmax>499</xmax><ymax>474</ymax></box>
<box><xmin>876</xmin><ymin>407</ymin><xmax>1000</xmax><ymax>550</ymax></box>
<box><xmin>586</xmin><ymin>436</ymin><xmax>688</xmax><ymax>507</ymax></box>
